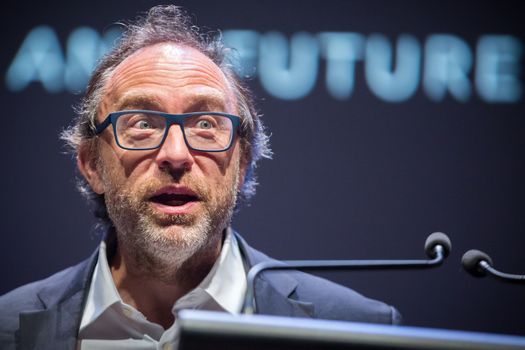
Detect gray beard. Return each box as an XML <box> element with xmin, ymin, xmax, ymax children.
<box><xmin>102</xmin><ymin>166</ymin><xmax>239</xmax><ymax>284</ymax></box>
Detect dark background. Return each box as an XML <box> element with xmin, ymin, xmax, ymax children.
<box><xmin>1</xmin><ymin>0</ymin><xmax>524</xmax><ymax>336</ymax></box>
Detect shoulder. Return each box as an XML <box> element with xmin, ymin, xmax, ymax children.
<box><xmin>291</xmin><ymin>269</ymin><xmax>401</xmax><ymax>324</ymax></box>
<box><xmin>0</xmin><ymin>254</ymin><xmax>96</xmax><ymax>334</ymax></box>
<box><xmin>1</xmin><ymin>261</ymin><xmax>84</xmax><ymax>311</ymax></box>
<box><xmin>234</xmin><ymin>232</ymin><xmax>401</xmax><ymax>325</ymax></box>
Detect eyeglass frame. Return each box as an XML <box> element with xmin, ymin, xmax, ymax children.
<box><xmin>94</xmin><ymin>110</ymin><xmax>242</xmax><ymax>152</ymax></box>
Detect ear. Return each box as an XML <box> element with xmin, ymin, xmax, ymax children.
<box><xmin>77</xmin><ymin>141</ymin><xmax>104</xmax><ymax>195</ymax></box>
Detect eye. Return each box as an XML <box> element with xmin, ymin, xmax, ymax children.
<box><xmin>196</xmin><ymin>119</ymin><xmax>214</xmax><ymax>129</ymax></box>
<box><xmin>135</xmin><ymin>120</ymin><xmax>152</xmax><ymax>129</ymax></box>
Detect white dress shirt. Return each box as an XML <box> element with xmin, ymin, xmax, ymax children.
<box><xmin>77</xmin><ymin>228</ymin><xmax>247</xmax><ymax>350</ymax></box>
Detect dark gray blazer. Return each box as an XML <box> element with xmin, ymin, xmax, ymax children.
<box><xmin>0</xmin><ymin>232</ymin><xmax>401</xmax><ymax>350</ymax></box>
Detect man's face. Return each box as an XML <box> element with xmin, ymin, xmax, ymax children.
<box><xmin>79</xmin><ymin>43</ymin><xmax>244</xmax><ymax>277</ymax></box>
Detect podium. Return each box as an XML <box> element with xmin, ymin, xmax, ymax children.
<box><xmin>177</xmin><ymin>310</ymin><xmax>525</xmax><ymax>350</ymax></box>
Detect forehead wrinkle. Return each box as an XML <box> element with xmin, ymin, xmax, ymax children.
<box><xmin>104</xmin><ymin>46</ymin><xmax>236</xmax><ymax>113</ymax></box>
<box><xmin>108</xmin><ymin>63</ymin><xmax>229</xmax><ymax>93</ymax></box>
<box><xmin>108</xmin><ymin>78</ymin><xmax>232</xmax><ymax>108</ymax></box>
<box><xmin>107</xmin><ymin>43</ymin><xmax>229</xmax><ymax>91</ymax></box>
<box><xmin>113</xmin><ymin>89</ymin><xmax>230</xmax><ymax>114</ymax></box>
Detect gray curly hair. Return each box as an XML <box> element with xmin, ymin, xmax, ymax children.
<box><xmin>61</xmin><ymin>5</ymin><xmax>271</xmax><ymax>223</ymax></box>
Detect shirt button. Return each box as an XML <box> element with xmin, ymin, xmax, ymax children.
<box><xmin>162</xmin><ymin>343</ymin><xmax>171</xmax><ymax>350</ymax></box>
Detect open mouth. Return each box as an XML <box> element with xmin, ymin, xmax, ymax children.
<box><xmin>150</xmin><ymin>193</ymin><xmax>199</xmax><ymax>207</ymax></box>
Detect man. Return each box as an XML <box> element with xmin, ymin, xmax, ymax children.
<box><xmin>0</xmin><ymin>5</ymin><xmax>400</xmax><ymax>350</ymax></box>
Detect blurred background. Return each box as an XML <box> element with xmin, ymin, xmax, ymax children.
<box><xmin>1</xmin><ymin>0</ymin><xmax>524</xmax><ymax>336</ymax></box>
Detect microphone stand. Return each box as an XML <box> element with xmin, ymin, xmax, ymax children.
<box><xmin>480</xmin><ymin>261</ymin><xmax>525</xmax><ymax>283</ymax></box>
<box><xmin>243</xmin><ymin>232</ymin><xmax>450</xmax><ymax>315</ymax></box>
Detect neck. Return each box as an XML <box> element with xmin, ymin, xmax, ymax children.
<box><xmin>108</xmin><ymin>235</ymin><xmax>222</xmax><ymax>329</ymax></box>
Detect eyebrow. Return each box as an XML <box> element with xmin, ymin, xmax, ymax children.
<box><xmin>113</xmin><ymin>92</ymin><xmax>232</xmax><ymax>114</ymax></box>
<box><xmin>114</xmin><ymin>94</ymin><xmax>163</xmax><ymax>111</ymax></box>
<box><xmin>185</xmin><ymin>93</ymin><xmax>230</xmax><ymax>113</ymax></box>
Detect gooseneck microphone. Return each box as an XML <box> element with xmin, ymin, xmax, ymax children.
<box><xmin>461</xmin><ymin>249</ymin><xmax>525</xmax><ymax>284</ymax></box>
<box><xmin>243</xmin><ymin>232</ymin><xmax>451</xmax><ymax>315</ymax></box>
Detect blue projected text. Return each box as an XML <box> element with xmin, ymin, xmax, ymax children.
<box><xmin>5</xmin><ymin>26</ymin><xmax>523</xmax><ymax>103</ymax></box>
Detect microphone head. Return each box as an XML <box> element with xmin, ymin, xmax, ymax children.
<box><xmin>461</xmin><ymin>249</ymin><xmax>494</xmax><ymax>277</ymax></box>
<box><xmin>424</xmin><ymin>232</ymin><xmax>452</xmax><ymax>258</ymax></box>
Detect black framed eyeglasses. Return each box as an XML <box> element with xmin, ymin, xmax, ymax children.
<box><xmin>94</xmin><ymin>110</ymin><xmax>241</xmax><ymax>152</ymax></box>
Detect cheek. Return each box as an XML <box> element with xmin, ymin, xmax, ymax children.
<box><xmin>98</xmin><ymin>151</ymin><xmax>125</xmax><ymax>190</ymax></box>
<box><xmin>98</xmin><ymin>143</ymin><xmax>151</xmax><ymax>189</ymax></box>
<box><xmin>195</xmin><ymin>144</ymin><xmax>242</xmax><ymax>180</ymax></box>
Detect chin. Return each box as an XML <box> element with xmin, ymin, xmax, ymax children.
<box><xmin>139</xmin><ymin>213</ymin><xmax>213</xmax><ymax>250</ymax></box>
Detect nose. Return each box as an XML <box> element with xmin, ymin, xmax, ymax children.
<box><xmin>155</xmin><ymin>125</ymin><xmax>194</xmax><ymax>171</ymax></box>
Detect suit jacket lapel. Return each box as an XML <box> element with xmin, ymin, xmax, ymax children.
<box><xmin>18</xmin><ymin>291</ymin><xmax>84</xmax><ymax>350</ymax></box>
<box><xmin>234</xmin><ymin>232</ymin><xmax>315</xmax><ymax>318</ymax></box>
<box><xmin>17</xmin><ymin>250</ymin><xmax>98</xmax><ymax>350</ymax></box>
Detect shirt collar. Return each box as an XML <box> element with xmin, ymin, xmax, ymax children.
<box><xmin>175</xmin><ymin>227</ymin><xmax>247</xmax><ymax>313</ymax></box>
<box><xmin>79</xmin><ymin>227</ymin><xmax>247</xmax><ymax>331</ymax></box>
<box><xmin>79</xmin><ymin>237</ymin><xmax>120</xmax><ymax>330</ymax></box>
